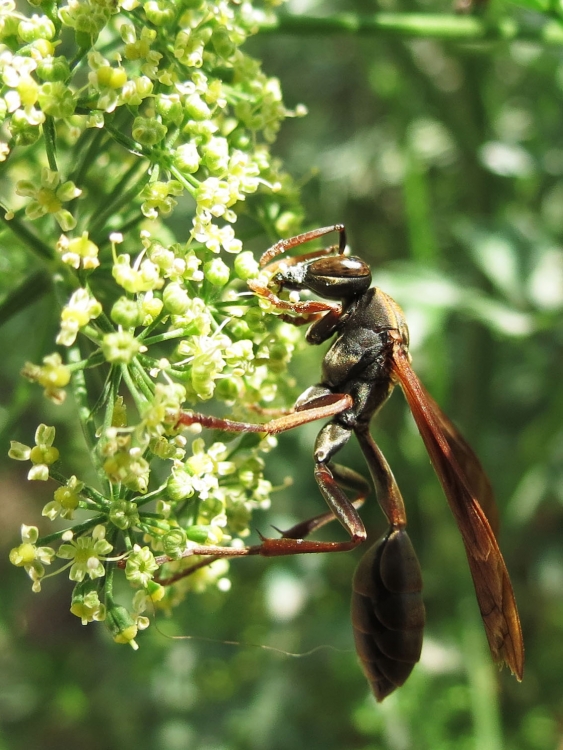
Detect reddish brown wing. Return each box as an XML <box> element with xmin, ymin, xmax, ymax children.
<box><xmin>391</xmin><ymin>345</ymin><xmax>524</xmax><ymax>681</ymax></box>
<box><xmin>415</xmin><ymin>382</ymin><xmax>500</xmax><ymax>537</ymax></box>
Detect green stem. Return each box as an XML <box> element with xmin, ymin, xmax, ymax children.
<box><xmin>131</xmin><ymin>483</ymin><xmax>168</xmax><ymax>507</ymax></box>
<box><xmin>141</xmin><ymin>328</ymin><xmax>188</xmax><ymax>346</ymax></box>
<box><xmin>137</xmin><ymin>309</ymin><xmax>167</xmax><ymax>341</ymax></box>
<box><xmin>100</xmin><ymin>366</ymin><xmax>121</xmax><ymax>442</ymax></box>
<box><xmin>129</xmin><ymin>357</ymin><xmax>155</xmax><ymax>400</ymax></box>
<box><xmin>44</xmin><ymin>117</ymin><xmax>58</xmax><ymax>172</ymax></box>
<box><xmin>67</xmin><ymin>345</ymin><xmax>108</xmax><ymax>489</ymax></box>
<box><xmin>258</xmin><ymin>12</ymin><xmax>563</xmax><ymax>46</ymax></box>
<box><xmin>66</xmin><ymin>350</ymin><xmax>106</xmax><ymax>371</ymax></box>
<box><xmin>121</xmin><ymin>363</ymin><xmax>150</xmax><ymax>411</ymax></box>
<box><xmin>38</xmin><ymin>515</ymin><xmax>105</xmax><ymax>545</ymax></box>
<box><xmin>167</xmin><ymin>163</ymin><xmax>199</xmax><ymax>196</ymax></box>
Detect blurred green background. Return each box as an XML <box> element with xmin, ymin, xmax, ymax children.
<box><xmin>3</xmin><ymin>0</ymin><xmax>563</xmax><ymax>748</ymax></box>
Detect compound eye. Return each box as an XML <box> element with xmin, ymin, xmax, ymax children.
<box><xmin>308</xmin><ymin>256</ymin><xmax>371</xmax><ymax>280</ymax></box>
<box><xmin>304</xmin><ymin>255</ymin><xmax>371</xmax><ymax>299</ymax></box>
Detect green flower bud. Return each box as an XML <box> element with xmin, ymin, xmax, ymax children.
<box><xmin>163</xmin><ymin>282</ymin><xmax>190</xmax><ymax>315</ymax></box>
<box><xmin>201</xmin><ymin>136</ymin><xmax>229</xmax><ymax>173</ymax></box>
<box><xmin>229</xmin><ymin>129</ymin><xmax>250</xmax><ymax>150</ymax></box>
<box><xmin>36</xmin><ymin>56</ymin><xmax>71</xmax><ymax>82</ymax></box>
<box><xmin>211</xmin><ymin>27</ymin><xmax>236</xmax><ymax>59</ymax></box>
<box><xmin>109</xmin><ymin>500</ymin><xmax>140</xmax><ymax>530</ymax></box>
<box><xmin>106</xmin><ymin>604</ymin><xmax>138</xmax><ymax>646</ymax></box>
<box><xmin>228</xmin><ymin>319</ymin><xmax>251</xmax><ymax>339</ymax></box>
<box><xmin>1</xmin><ymin>13</ymin><xmax>20</xmax><ymax>36</ymax></box>
<box><xmin>18</xmin><ymin>15</ymin><xmax>56</xmax><ymax>42</ymax></box>
<box><xmin>101</xmin><ymin>331</ymin><xmax>141</xmax><ymax>364</ymax></box>
<box><xmin>275</xmin><ymin>211</ymin><xmax>302</xmax><ymax>236</ymax></box>
<box><xmin>144</xmin><ymin>0</ymin><xmax>176</xmax><ymax>25</ymax></box>
<box><xmin>70</xmin><ymin>580</ymin><xmax>106</xmax><ymax>624</ymax></box>
<box><xmin>9</xmin><ymin>110</ymin><xmax>42</xmax><ymax>146</ymax></box>
<box><xmin>111</xmin><ymin>297</ymin><xmax>143</xmax><ymax>328</ymax></box>
<box><xmin>226</xmin><ymin>503</ymin><xmax>252</xmax><ymax>535</ymax></box>
<box><xmin>132</xmin><ymin>116</ymin><xmax>167</xmax><ymax>146</ymax></box>
<box><xmin>162</xmin><ymin>527</ymin><xmax>187</xmax><ymax>559</ymax></box>
<box><xmin>204</xmin><ymin>258</ymin><xmax>229</xmax><ymax>287</ymax></box>
<box><xmin>167</xmin><ymin>471</ymin><xmax>194</xmax><ymax>501</ymax></box>
<box><xmin>155</xmin><ymin>94</ymin><xmax>183</xmax><ymax>125</ymax></box>
<box><xmin>37</xmin><ymin>81</ymin><xmax>77</xmax><ymax>118</ymax></box>
<box><xmin>245</xmin><ymin>307</ymin><xmax>266</xmax><ymax>333</ymax></box>
<box><xmin>112</xmin><ymin>397</ymin><xmax>128</xmax><ymax>428</ymax></box>
<box><xmin>174</xmin><ymin>142</ymin><xmax>201</xmax><ymax>174</ymax></box>
<box><xmin>185</xmin><ymin>93</ymin><xmax>211</xmax><ymax>120</ymax></box>
<box><xmin>234</xmin><ymin>251</ymin><xmax>259</xmax><ymax>280</ymax></box>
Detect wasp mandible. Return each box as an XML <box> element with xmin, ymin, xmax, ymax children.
<box><xmin>176</xmin><ymin>225</ymin><xmax>524</xmax><ymax>701</ymax></box>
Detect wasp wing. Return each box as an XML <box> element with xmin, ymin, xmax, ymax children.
<box><xmin>391</xmin><ymin>344</ymin><xmax>524</xmax><ymax>680</ymax></box>
<box><xmin>414</xmin><ymin>381</ymin><xmax>499</xmax><ymax>537</ymax></box>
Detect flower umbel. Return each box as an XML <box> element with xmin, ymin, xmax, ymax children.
<box><xmin>6</xmin><ymin>0</ymin><xmax>303</xmax><ymax>649</ymax></box>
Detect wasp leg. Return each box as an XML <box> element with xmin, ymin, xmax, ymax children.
<box><xmin>247</xmin><ymin>280</ymin><xmax>339</xmax><ymax>316</ymax></box>
<box><xmin>352</xmin><ymin>427</ymin><xmax>425</xmax><ymax>701</ymax></box>
<box><xmin>279</xmin><ymin>462</ymin><xmax>370</xmax><ymax>540</ymax></box>
<box><xmin>177</xmin><ymin>392</ymin><xmax>352</xmax><ymax>434</ymax></box>
<box><xmin>293</xmin><ymin>419</ymin><xmax>368</xmax><ymax>554</ymax></box>
<box><xmin>259</xmin><ymin>224</ymin><xmax>346</xmax><ymax>266</ymax></box>
<box><xmin>355</xmin><ymin>427</ymin><xmax>407</xmax><ymax>529</ymax></box>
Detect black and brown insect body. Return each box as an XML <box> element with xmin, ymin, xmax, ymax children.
<box><xmin>177</xmin><ymin>225</ymin><xmax>524</xmax><ymax>701</ymax></box>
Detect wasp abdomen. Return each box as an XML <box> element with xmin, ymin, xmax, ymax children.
<box><xmin>351</xmin><ymin>529</ymin><xmax>425</xmax><ymax>701</ymax></box>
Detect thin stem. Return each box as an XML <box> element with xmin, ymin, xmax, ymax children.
<box><xmin>100</xmin><ymin>366</ymin><xmax>121</xmax><ymax>441</ymax></box>
<box><xmin>38</xmin><ymin>515</ymin><xmax>106</xmax><ymax>546</ymax></box>
<box><xmin>66</xmin><ymin>350</ymin><xmax>106</xmax><ymax>371</ymax></box>
<box><xmin>67</xmin><ymin>344</ymin><xmax>108</xmax><ymax>489</ymax></box>
<box><xmin>258</xmin><ymin>12</ymin><xmax>563</xmax><ymax>46</ymax></box>
<box><xmin>140</xmin><ymin>328</ymin><xmax>188</xmax><ymax>346</ymax></box>
<box><xmin>136</xmin><ymin>309</ymin><xmax>167</xmax><ymax>341</ymax></box>
<box><xmin>131</xmin><ymin>483</ymin><xmax>168</xmax><ymax>508</ymax></box>
<box><xmin>43</xmin><ymin>117</ymin><xmax>58</xmax><ymax>172</ymax></box>
<box><xmin>129</xmin><ymin>357</ymin><xmax>155</xmax><ymax>400</ymax></box>
<box><xmin>121</xmin><ymin>363</ymin><xmax>150</xmax><ymax>411</ymax></box>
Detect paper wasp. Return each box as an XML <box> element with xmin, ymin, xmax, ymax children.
<box><xmin>175</xmin><ymin>225</ymin><xmax>524</xmax><ymax>701</ymax></box>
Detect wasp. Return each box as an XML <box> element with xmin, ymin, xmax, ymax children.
<box><xmin>176</xmin><ymin>224</ymin><xmax>524</xmax><ymax>701</ymax></box>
